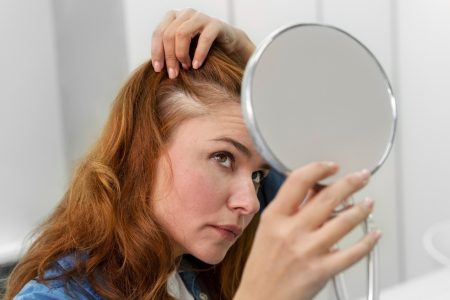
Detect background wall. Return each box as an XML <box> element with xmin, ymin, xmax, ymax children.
<box><xmin>2</xmin><ymin>0</ymin><xmax>450</xmax><ymax>299</ymax></box>
<box><xmin>396</xmin><ymin>0</ymin><xmax>450</xmax><ymax>279</ymax></box>
<box><xmin>53</xmin><ymin>0</ymin><xmax>129</xmax><ymax>165</ymax></box>
<box><xmin>0</xmin><ymin>0</ymin><xmax>67</xmax><ymax>263</ymax></box>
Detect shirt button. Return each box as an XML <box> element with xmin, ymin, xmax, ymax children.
<box><xmin>199</xmin><ymin>292</ymin><xmax>208</xmax><ymax>300</ymax></box>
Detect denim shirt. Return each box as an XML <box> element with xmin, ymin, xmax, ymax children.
<box><xmin>14</xmin><ymin>256</ymin><xmax>201</xmax><ymax>300</ymax></box>
<box><xmin>15</xmin><ymin>254</ymin><xmax>101</xmax><ymax>300</ymax></box>
<box><xmin>14</xmin><ymin>170</ymin><xmax>285</xmax><ymax>300</ymax></box>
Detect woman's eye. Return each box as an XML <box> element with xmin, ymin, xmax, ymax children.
<box><xmin>252</xmin><ymin>171</ymin><xmax>265</xmax><ymax>185</ymax></box>
<box><xmin>213</xmin><ymin>152</ymin><xmax>233</xmax><ymax>168</ymax></box>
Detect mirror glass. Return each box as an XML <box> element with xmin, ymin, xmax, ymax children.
<box><xmin>242</xmin><ymin>24</ymin><xmax>397</xmax><ymax>184</ymax></box>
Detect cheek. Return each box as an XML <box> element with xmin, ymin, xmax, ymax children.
<box><xmin>173</xmin><ymin>161</ymin><xmax>228</xmax><ymax>213</ymax></box>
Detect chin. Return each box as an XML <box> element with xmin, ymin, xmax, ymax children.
<box><xmin>193</xmin><ymin>247</ymin><xmax>229</xmax><ymax>265</ymax></box>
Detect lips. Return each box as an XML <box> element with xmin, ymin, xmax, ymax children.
<box><xmin>211</xmin><ymin>224</ymin><xmax>243</xmax><ymax>238</ymax></box>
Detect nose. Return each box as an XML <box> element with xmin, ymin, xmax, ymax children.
<box><xmin>227</xmin><ymin>176</ymin><xmax>260</xmax><ymax>215</ymax></box>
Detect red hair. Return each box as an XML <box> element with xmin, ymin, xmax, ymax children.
<box><xmin>5</xmin><ymin>44</ymin><xmax>258</xmax><ymax>299</ymax></box>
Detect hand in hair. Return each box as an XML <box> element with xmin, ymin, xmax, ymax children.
<box><xmin>234</xmin><ymin>162</ymin><xmax>381</xmax><ymax>300</ymax></box>
<box><xmin>151</xmin><ymin>8</ymin><xmax>255</xmax><ymax>79</ymax></box>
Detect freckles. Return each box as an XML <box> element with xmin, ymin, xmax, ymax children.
<box><xmin>177</xmin><ymin>165</ymin><xmax>226</xmax><ymax>212</ymax></box>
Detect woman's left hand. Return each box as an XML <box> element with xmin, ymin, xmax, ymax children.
<box><xmin>151</xmin><ymin>9</ymin><xmax>255</xmax><ymax>78</ymax></box>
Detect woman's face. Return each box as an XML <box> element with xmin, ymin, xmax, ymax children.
<box><xmin>152</xmin><ymin>101</ymin><xmax>269</xmax><ymax>264</ymax></box>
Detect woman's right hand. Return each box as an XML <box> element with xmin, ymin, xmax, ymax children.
<box><xmin>235</xmin><ymin>162</ymin><xmax>381</xmax><ymax>300</ymax></box>
<box><xmin>151</xmin><ymin>9</ymin><xmax>255</xmax><ymax>79</ymax></box>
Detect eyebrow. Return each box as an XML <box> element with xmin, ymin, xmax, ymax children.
<box><xmin>211</xmin><ymin>137</ymin><xmax>271</xmax><ymax>170</ymax></box>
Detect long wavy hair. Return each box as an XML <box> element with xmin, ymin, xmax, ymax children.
<box><xmin>5</xmin><ymin>43</ymin><xmax>259</xmax><ymax>300</ymax></box>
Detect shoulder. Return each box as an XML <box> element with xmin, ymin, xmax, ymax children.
<box><xmin>14</xmin><ymin>279</ymin><xmax>70</xmax><ymax>299</ymax></box>
<box><xmin>14</xmin><ymin>279</ymin><xmax>100</xmax><ymax>300</ymax></box>
<box><xmin>14</xmin><ymin>255</ymin><xmax>103</xmax><ymax>300</ymax></box>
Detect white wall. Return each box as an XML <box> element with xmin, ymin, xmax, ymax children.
<box><xmin>233</xmin><ymin>0</ymin><xmax>317</xmax><ymax>45</ymax></box>
<box><xmin>52</xmin><ymin>0</ymin><xmax>128</xmax><ymax>165</ymax></box>
<box><xmin>0</xmin><ymin>0</ymin><xmax>67</xmax><ymax>263</ymax></box>
<box><xmin>397</xmin><ymin>0</ymin><xmax>450</xmax><ymax>279</ymax></box>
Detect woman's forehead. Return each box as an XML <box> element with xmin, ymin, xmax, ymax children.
<box><xmin>190</xmin><ymin>103</ymin><xmax>247</xmax><ymax>136</ymax></box>
<box><xmin>171</xmin><ymin>103</ymin><xmax>252</xmax><ymax>149</ymax></box>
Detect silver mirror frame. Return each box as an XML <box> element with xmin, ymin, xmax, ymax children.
<box><xmin>241</xmin><ymin>23</ymin><xmax>398</xmax><ymax>178</ymax></box>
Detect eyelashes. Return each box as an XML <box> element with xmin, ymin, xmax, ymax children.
<box><xmin>212</xmin><ymin>151</ymin><xmax>233</xmax><ymax>168</ymax></box>
<box><xmin>211</xmin><ymin>151</ymin><xmax>267</xmax><ymax>187</ymax></box>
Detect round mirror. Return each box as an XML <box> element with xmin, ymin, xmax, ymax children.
<box><xmin>242</xmin><ymin>24</ymin><xmax>397</xmax><ymax>184</ymax></box>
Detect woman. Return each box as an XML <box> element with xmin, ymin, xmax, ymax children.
<box><xmin>5</xmin><ymin>9</ymin><xmax>380</xmax><ymax>300</ymax></box>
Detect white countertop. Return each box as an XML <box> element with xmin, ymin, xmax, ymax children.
<box><xmin>377</xmin><ymin>268</ymin><xmax>450</xmax><ymax>300</ymax></box>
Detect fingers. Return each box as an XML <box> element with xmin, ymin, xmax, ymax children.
<box><xmin>266</xmin><ymin>161</ymin><xmax>339</xmax><ymax>216</ymax></box>
<box><xmin>312</xmin><ymin>198</ymin><xmax>374</xmax><ymax>252</ymax></box>
<box><xmin>299</xmin><ymin>188</ymin><xmax>318</xmax><ymax>210</ymax></box>
<box><xmin>321</xmin><ymin>229</ymin><xmax>381</xmax><ymax>276</ymax></box>
<box><xmin>151</xmin><ymin>9</ymin><xmax>224</xmax><ymax>78</ymax></box>
<box><xmin>161</xmin><ymin>10</ymin><xmax>195</xmax><ymax>78</ymax></box>
<box><xmin>152</xmin><ymin>9</ymin><xmax>194</xmax><ymax>77</ymax></box>
<box><xmin>151</xmin><ymin>10</ymin><xmax>176</xmax><ymax>72</ymax></box>
<box><xmin>191</xmin><ymin>22</ymin><xmax>221</xmax><ymax>69</ymax></box>
<box><xmin>299</xmin><ymin>169</ymin><xmax>370</xmax><ymax>229</ymax></box>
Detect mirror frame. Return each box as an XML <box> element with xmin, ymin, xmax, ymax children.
<box><xmin>241</xmin><ymin>23</ymin><xmax>398</xmax><ymax>177</ymax></box>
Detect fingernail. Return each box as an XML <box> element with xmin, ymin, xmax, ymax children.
<box><xmin>323</xmin><ymin>161</ymin><xmax>338</xmax><ymax>168</ymax></box>
<box><xmin>192</xmin><ymin>60</ymin><xmax>201</xmax><ymax>69</ymax></box>
<box><xmin>363</xmin><ymin>197</ymin><xmax>374</xmax><ymax>209</ymax></box>
<box><xmin>372</xmin><ymin>230</ymin><xmax>382</xmax><ymax>240</ymax></box>
<box><xmin>153</xmin><ymin>61</ymin><xmax>161</xmax><ymax>72</ymax></box>
<box><xmin>168</xmin><ymin>68</ymin><xmax>176</xmax><ymax>79</ymax></box>
<box><xmin>358</xmin><ymin>169</ymin><xmax>370</xmax><ymax>183</ymax></box>
<box><xmin>181</xmin><ymin>63</ymin><xmax>189</xmax><ymax>70</ymax></box>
